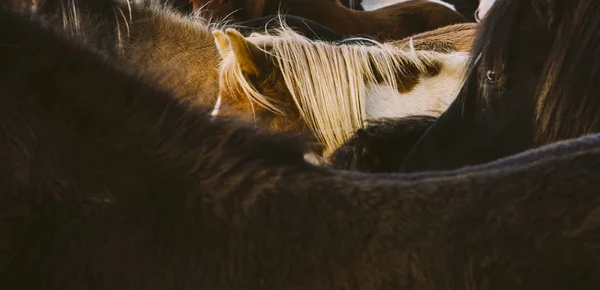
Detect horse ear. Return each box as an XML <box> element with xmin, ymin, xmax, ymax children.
<box><xmin>225</xmin><ymin>28</ymin><xmax>267</xmax><ymax>77</ymax></box>
<box><xmin>212</xmin><ymin>30</ymin><xmax>231</xmax><ymax>58</ymax></box>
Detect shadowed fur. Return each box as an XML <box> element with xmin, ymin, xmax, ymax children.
<box><xmin>216</xmin><ymin>25</ymin><xmax>468</xmax><ymax>156</ymax></box>
<box><xmin>330</xmin><ymin>115</ymin><xmax>437</xmax><ymax>172</ymax></box>
<box><xmin>5</xmin><ymin>8</ymin><xmax>600</xmax><ymax>290</ymax></box>
<box><xmin>533</xmin><ymin>0</ymin><xmax>600</xmax><ymax>144</ymax></box>
<box><xmin>230</xmin><ymin>14</ymin><xmax>348</xmax><ymax>42</ymax></box>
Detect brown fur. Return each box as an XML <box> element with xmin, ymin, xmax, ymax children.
<box><xmin>393</xmin><ymin>22</ymin><xmax>478</xmax><ymax>53</ymax></box>
<box><xmin>193</xmin><ymin>0</ymin><xmax>470</xmax><ymax>41</ymax></box>
<box><xmin>36</xmin><ymin>0</ymin><xmax>223</xmax><ymax>103</ymax></box>
<box><xmin>375</xmin><ymin>60</ymin><xmax>443</xmax><ymax>93</ymax></box>
<box><xmin>217</xmin><ymin>30</ymin><xmax>312</xmax><ymax>138</ymax></box>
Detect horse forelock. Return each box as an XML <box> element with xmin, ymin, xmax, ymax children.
<box><xmin>460</xmin><ymin>0</ymin><xmax>600</xmax><ymax>146</ymax></box>
<box><xmin>219</xmin><ymin>25</ymin><xmax>449</xmax><ymax>156</ymax></box>
<box><xmin>458</xmin><ymin>0</ymin><xmax>526</xmax><ymax>107</ymax></box>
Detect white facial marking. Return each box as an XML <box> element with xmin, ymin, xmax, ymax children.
<box><xmin>364</xmin><ymin>54</ymin><xmax>467</xmax><ymax>120</ymax></box>
<box><xmin>478</xmin><ymin>0</ymin><xmax>496</xmax><ymax>20</ymax></box>
<box><xmin>360</xmin><ymin>0</ymin><xmax>456</xmax><ymax>12</ymax></box>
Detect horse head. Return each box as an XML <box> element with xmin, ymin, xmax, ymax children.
<box><xmin>401</xmin><ymin>0</ymin><xmax>600</xmax><ymax>172</ymax></box>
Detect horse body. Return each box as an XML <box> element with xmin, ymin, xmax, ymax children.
<box><xmin>357</xmin><ymin>0</ymin><xmax>479</xmax><ymax>21</ymax></box>
<box><xmin>192</xmin><ymin>0</ymin><xmax>469</xmax><ymax>41</ymax></box>
<box><xmin>3</xmin><ymin>8</ymin><xmax>600</xmax><ymax>289</ymax></box>
<box><xmin>259</xmin><ymin>0</ymin><xmax>470</xmax><ymax>41</ymax></box>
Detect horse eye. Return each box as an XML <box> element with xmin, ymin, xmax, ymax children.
<box><xmin>366</xmin><ymin>126</ymin><xmax>378</xmax><ymax>136</ymax></box>
<box><xmin>485</xmin><ymin>70</ymin><xmax>499</xmax><ymax>83</ymax></box>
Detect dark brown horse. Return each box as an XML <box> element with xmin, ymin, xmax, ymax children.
<box><xmin>192</xmin><ymin>0</ymin><xmax>469</xmax><ymax>41</ymax></box>
<box><xmin>358</xmin><ymin>0</ymin><xmax>480</xmax><ymax>21</ymax></box>
<box><xmin>397</xmin><ymin>0</ymin><xmax>600</xmax><ymax>172</ymax></box>
<box><xmin>4</xmin><ymin>7</ymin><xmax>600</xmax><ymax>290</ymax></box>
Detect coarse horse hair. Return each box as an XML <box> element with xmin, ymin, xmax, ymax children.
<box><xmin>4</xmin><ymin>7</ymin><xmax>600</xmax><ymax>290</ymax></box>
<box><xmin>216</xmin><ymin>25</ymin><xmax>468</xmax><ymax>156</ymax></box>
<box><xmin>191</xmin><ymin>0</ymin><xmax>469</xmax><ymax>41</ymax></box>
<box><xmin>401</xmin><ymin>0</ymin><xmax>600</xmax><ymax>172</ymax></box>
<box><xmin>330</xmin><ymin>115</ymin><xmax>437</xmax><ymax>172</ymax></box>
<box><xmin>34</xmin><ymin>0</ymin><xmax>226</xmax><ymax>102</ymax></box>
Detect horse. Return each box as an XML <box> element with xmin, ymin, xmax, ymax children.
<box><xmin>34</xmin><ymin>0</ymin><xmax>224</xmax><ymax>103</ymax></box>
<box><xmin>360</xmin><ymin>0</ymin><xmax>480</xmax><ymax>21</ymax></box>
<box><xmin>400</xmin><ymin>0</ymin><xmax>600</xmax><ymax>172</ymax></box>
<box><xmin>192</xmin><ymin>0</ymin><xmax>470</xmax><ymax>41</ymax></box>
<box><xmin>4</xmin><ymin>8</ymin><xmax>600</xmax><ymax>289</ymax></box>
<box><xmin>213</xmin><ymin>26</ymin><xmax>469</xmax><ymax>158</ymax></box>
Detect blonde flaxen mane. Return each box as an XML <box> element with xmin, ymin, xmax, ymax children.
<box><xmin>218</xmin><ymin>25</ymin><xmax>464</xmax><ymax>156</ymax></box>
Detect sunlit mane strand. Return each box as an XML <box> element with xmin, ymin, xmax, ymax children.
<box><xmin>220</xmin><ymin>24</ymin><xmax>448</xmax><ymax>157</ymax></box>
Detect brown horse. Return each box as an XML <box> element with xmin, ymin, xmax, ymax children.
<box><xmin>193</xmin><ymin>0</ymin><xmax>470</xmax><ymax>41</ymax></box>
<box><xmin>34</xmin><ymin>0</ymin><xmax>224</xmax><ymax>103</ymax></box>
<box><xmin>213</xmin><ymin>26</ymin><xmax>469</xmax><ymax>158</ymax></box>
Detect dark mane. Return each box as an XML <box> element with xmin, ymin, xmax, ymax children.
<box><xmin>400</xmin><ymin>0</ymin><xmax>598</xmax><ymax>172</ymax></box>
<box><xmin>461</xmin><ymin>0</ymin><xmax>544</xmax><ymax>104</ymax></box>
<box><xmin>467</xmin><ymin>0</ymin><xmax>600</xmax><ymax>143</ymax></box>
<box><xmin>534</xmin><ymin>0</ymin><xmax>600</xmax><ymax>144</ymax></box>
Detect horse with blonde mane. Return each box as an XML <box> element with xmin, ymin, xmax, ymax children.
<box><xmin>192</xmin><ymin>0</ymin><xmax>469</xmax><ymax>41</ymax></box>
<box><xmin>213</xmin><ymin>25</ymin><xmax>469</xmax><ymax>158</ymax></box>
